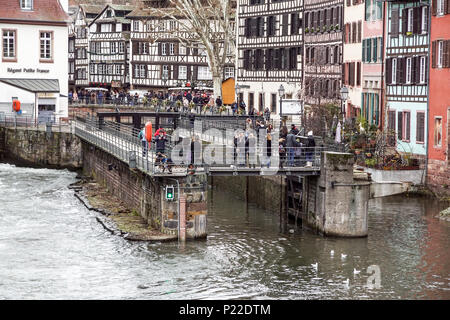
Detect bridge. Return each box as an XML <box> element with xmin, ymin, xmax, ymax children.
<box><xmin>74</xmin><ymin>115</ymin><xmax>328</xmax><ymax>177</ymax></box>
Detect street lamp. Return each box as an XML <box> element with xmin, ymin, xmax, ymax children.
<box><xmin>278</xmin><ymin>84</ymin><xmax>285</xmax><ymax>126</ymax></box>
<box><xmin>339</xmin><ymin>86</ymin><xmax>349</xmax><ymax>118</ymax></box>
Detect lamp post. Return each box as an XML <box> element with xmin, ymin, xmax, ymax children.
<box><xmin>339</xmin><ymin>86</ymin><xmax>349</xmax><ymax>120</ymax></box>
<box><xmin>278</xmin><ymin>84</ymin><xmax>285</xmax><ymax>127</ymax></box>
<box><xmin>235</xmin><ymin>84</ymin><xmax>241</xmax><ymax>116</ymax></box>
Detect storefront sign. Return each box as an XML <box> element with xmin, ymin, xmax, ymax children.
<box><xmin>38</xmin><ymin>92</ymin><xmax>57</xmax><ymax>98</ymax></box>
<box><xmin>7</xmin><ymin>68</ymin><xmax>50</xmax><ymax>74</ymax></box>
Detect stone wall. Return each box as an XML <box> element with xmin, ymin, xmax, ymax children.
<box><xmin>82</xmin><ymin>141</ymin><xmax>207</xmax><ymax>238</ymax></box>
<box><xmin>211</xmin><ymin>175</ymin><xmax>287</xmax><ymax>215</ymax></box>
<box><xmin>427</xmin><ymin>159</ymin><xmax>450</xmax><ymax>197</ymax></box>
<box><xmin>0</xmin><ymin>127</ymin><xmax>82</xmax><ymax>170</ymax></box>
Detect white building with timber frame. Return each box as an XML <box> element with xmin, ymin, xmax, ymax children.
<box><xmin>237</xmin><ymin>0</ymin><xmax>304</xmax><ymax>117</ymax></box>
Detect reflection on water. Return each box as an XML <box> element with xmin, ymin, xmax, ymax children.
<box><xmin>0</xmin><ymin>163</ymin><xmax>448</xmax><ymax>299</ymax></box>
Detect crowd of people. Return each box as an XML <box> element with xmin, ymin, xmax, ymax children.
<box><xmin>232</xmin><ymin>120</ymin><xmax>316</xmax><ymax>168</ymax></box>
<box><xmin>68</xmin><ymin>88</ymin><xmax>272</xmax><ymax>117</ymax></box>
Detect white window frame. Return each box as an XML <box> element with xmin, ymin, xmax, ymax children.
<box><xmin>434</xmin><ymin>116</ymin><xmax>443</xmax><ymax>147</ymax></box>
<box><xmin>139</xmin><ymin>65</ymin><xmax>146</xmax><ymax>78</ymax></box>
<box><xmin>111</xmin><ymin>42</ymin><xmax>117</xmax><ymax>54</ymax></box>
<box><xmin>101</xmin><ymin>24</ymin><xmax>112</xmax><ymax>33</ymax></box>
<box><xmin>169</xmin><ymin>21</ymin><xmax>177</xmax><ymax>31</ymax></box>
<box><xmin>162</xmin><ymin>65</ymin><xmax>169</xmax><ymax>80</ymax></box>
<box><xmin>178</xmin><ymin>65</ymin><xmax>187</xmax><ymax>80</ymax></box>
<box><xmin>118</xmin><ymin>42</ymin><xmax>124</xmax><ymax>54</ymax></box>
<box><xmin>169</xmin><ymin>43</ymin><xmax>175</xmax><ymax>55</ymax></box>
<box><xmin>392</xmin><ymin>58</ymin><xmax>397</xmax><ymax>84</ymax></box>
<box><xmin>406</xmin><ymin>57</ymin><xmax>412</xmax><ymax>84</ymax></box>
<box><xmin>438</xmin><ymin>40</ymin><xmax>444</xmax><ymax>68</ymax></box>
<box><xmin>162</xmin><ymin>43</ymin><xmax>167</xmax><ymax>55</ymax></box>
<box><xmin>198</xmin><ymin>66</ymin><xmax>213</xmax><ymax>80</ymax></box>
<box><xmin>142</xmin><ymin>43</ymin><xmax>148</xmax><ymax>55</ymax></box>
<box><xmin>134</xmin><ymin>64</ymin><xmax>140</xmax><ymax>78</ymax></box>
<box><xmin>407</xmin><ymin>8</ymin><xmax>413</xmax><ymax>33</ymax></box>
<box><xmin>437</xmin><ymin>0</ymin><xmax>445</xmax><ymax>15</ymax></box>
<box><xmin>90</xmin><ymin>64</ymin><xmax>95</xmax><ymax>74</ymax></box>
<box><xmin>420</xmin><ymin>56</ymin><xmax>426</xmax><ymax>83</ymax></box>
<box><xmin>159</xmin><ymin>21</ymin><xmax>166</xmax><ymax>32</ymax></box>
<box><xmin>20</xmin><ymin>0</ymin><xmax>33</xmax><ymax>10</ymax></box>
<box><xmin>179</xmin><ymin>45</ymin><xmax>186</xmax><ymax>55</ymax></box>
<box><xmin>421</xmin><ymin>6</ymin><xmax>428</xmax><ymax>34</ymax></box>
<box><xmin>115</xmin><ymin>65</ymin><xmax>121</xmax><ymax>75</ymax></box>
<box><xmin>2</xmin><ymin>30</ymin><xmax>16</xmax><ymax>59</ymax></box>
<box><xmin>40</xmin><ymin>31</ymin><xmax>52</xmax><ymax>60</ymax></box>
<box><xmin>224</xmin><ymin>67</ymin><xmax>234</xmax><ymax>79</ymax></box>
<box><xmin>133</xmin><ymin>21</ymin><xmax>140</xmax><ymax>32</ymax></box>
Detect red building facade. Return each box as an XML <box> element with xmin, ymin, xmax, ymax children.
<box><xmin>427</xmin><ymin>0</ymin><xmax>450</xmax><ymax>195</ymax></box>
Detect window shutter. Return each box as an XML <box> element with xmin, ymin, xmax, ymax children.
<box><xmin>243</xmin><ymin>50</ymin><xmax>249</xmax><ymax>69</ymax></box>
<box><xmin>358</xmin><ymin>21</ymin><xmax>362</xmax><ymax>43</ymax></box>
<box><xmin>416</xmin><ymin>113</ymin><xmax>425</xmax><ymax>142</ymax></box>
<box><xmin>173</xmin><ymin>65</ymin><xmax>178</xmax><ymax>80</ymax></box>
<box><xmin>187</xmin><ymin>66</ymin><xmax>192</xmax><ymax>81</ymax></box>
<box><xmin>357</xmin><ymin>61</ymin><xmax>361</xmax><ymax>86</ymax></box>
<box><xmin>406</xmin><ymin>112</ymin><xmax>410</xmax><ymax>141</ymax></box>
<box><xmin>362</xmin><ymin>39</ymin><xmax>366</xmax><ymax>62</ymax></box>
<box><xmin>432</xmin><ymin>0</ymin><xmax>437</xmax><ymax>15</ymax></box>
<box><xmin>375</xmin><ymin>94</ymin><xmax>379</xmax><ymax>126</ymax></box>
<box><xmin>398</xmin><ymin>111</ymin><xmax>403</xmax><ymax>139</ymax></box>
<box><xmin>373</xmin><ymin>38</ymin><xmax>377</xmax><ymax>62</ymax></box>
<box><xmin>367</xmin><ymin>39</ymin><xmax>372</xmax><ymax>62</ymax></box>
<box><xmin>283</xmin><ymin>14</ymin><xmax>289</xmax><ymax>35</ymax></box>
<box><xmin>432</xmin><ymin>41</ymin><xmax>437</xmax><ymax>68</ymax></box>
<box><xmin>401</xmin><ymin>8</ymin><xmax>408</xmax><ymax>35</ymax></box>
<box><xmin>361</xmin><ymin>93</ymin><xmax>365</xmax><ymax>117</ymax></box>
<box><xmin>444</xmin><ymin>40</ymin><xmax>450</xmax><ymax>68</ymax></box>
<box><xmin>386</xmin><ymin>58</ymin><xmax>392</xmax><ymax>84</ymax></box>
<box><xmin>396</xmin><ymin>57</ymin><xmax>403</xmax><ymax>84</ymax></box>
<box><xmin>344</xmin><ymin>63</ymin><xmax>348</xmax><ymax>85</ymax></box>
<box><xmin>259</xmin><ymin>17</ymin><xmax>265</xmax><ymax>37</ymax></box>
<box><xmin>445</xmin><ymin>0</ymin><xmax>449</xmax><ymax>14</ymax></box>
<box><xmin>365</xmin><ymin>0</ymin><xmax>370</xmax><ymax>20</ymax></box>
<box><xmin>412</xmin><ymin>56</ymin><xmax>419</xmax><ymax>83</ymax></box>
<box><xmin>413</xmin><ymin>7</ymin><xmax>420</xmax><ymax>34</ymax></box>
<box><xmin>391</xmin><ymin>9</ymin><xmax>399</xmax><ymax>37</ymax></box>
<box><xmin>352</xmin><ymin>22</ymin><xmax>356</xmax><ymax>43</ymax></box>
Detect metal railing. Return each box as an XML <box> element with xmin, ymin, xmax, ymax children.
<box><xmin>0</xmin><ymin>112</ymin><xmax>71</xmax><ymax>132</ymax></box>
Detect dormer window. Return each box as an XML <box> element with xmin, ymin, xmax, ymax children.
<box><xmin>20</xmin><ymin>0</ymin><xmax>33</xmax><ymax>10</ymax></box>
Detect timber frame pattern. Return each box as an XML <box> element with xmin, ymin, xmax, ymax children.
<box><xmin>237</xmin><ymin>0</ymin><xmax>304</xmax><ymax>84</ymax></box>
<box><xmin>303</xmin><ymin>0</ymin><xmax>344</xmax><ymax>106</ymax></box>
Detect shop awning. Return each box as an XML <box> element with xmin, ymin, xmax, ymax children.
<box><xmin>0</xmin><ymin>79</ymin><xmax>60</xmax><ymax>93</ymax></box>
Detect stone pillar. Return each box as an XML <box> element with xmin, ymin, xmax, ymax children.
<box><xmin>304</xmin><ymin>151</ymin><xmax>370</xmax><ymax>237</ymax></box>
<box><xmin>179</xmin><ymin>195</ymin><xmax>186</xmax><ymax>242</ymax></box>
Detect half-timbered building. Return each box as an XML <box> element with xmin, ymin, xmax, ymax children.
<box><xmin>237</xmin><ymin>0</ymin><xmax>304</xmax><ymax>116</ymax></box>
<box><xmin>72</xmin><ymin>4</ymin><xmax>104</xmax><ymax>90</ymax></box>
<box><xmin>68</xmin><ymin>6</ymin><xmax>77</xmax><ymax>90</ymax></box>
<box><xmin>343</xmin><ymin>0</ymin><xmax>364</xmax><ymax>120</ymax></box>
<box><xmin>385</xmin><ymin>0</ymin><xmax>430</xmax><ymax>156</ymax></box>
<box><xmin>88</xmin><ymin>4</ymin><xmax>134</xmax><ymax>89</ymax></box>
<box><xmin>127</xmin><ymin>0</ymin><xmax>235</xmax><ymax>92</ymax></box>
<box><xmin>303</xmin><ymin>0</ymin><xmax>343</xmax><ymax>107</ymax></box>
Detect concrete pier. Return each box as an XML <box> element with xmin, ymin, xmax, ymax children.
<box><xmin>303</xmin><ymin>152</ymin><xmax>370</xmax><ymax>237</ymax></box>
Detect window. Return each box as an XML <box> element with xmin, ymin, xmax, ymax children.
<box><xmin>403</xmin><ymin>111</ymin><xmax>411</xmax><ymax>141</ymax></box>
<box><xmin>133</xmin><ymin>21</ymin><xmax>139</xmax><ymax>32</ymax></box>
<box><xmin>2</xmin><ymin>30</ymin><xmax>16</xmax><ymax>60</ymax></box>
<box><xmin>420</xmin><ymin>56</ymin><xmax>426</xmax><ymax>83</ymax></box>
<box><xmin>169</xmin><ymin>43</ymin><xmax>174</xmax><ymax>55</ymax></box>
<box><xmin>159</xmin><ymin>21</ymin><xmax>166</xmax><ymax>32</ymax></box>
<box><xmin>406</xmin><ymin>57</ymin><xmax>412</xmax><ymax>84</ymax></box>
<box><xmin>437</xmin><ymin>0</ymin><xmax>444</xmax><ymax>15</ymax></box>
<box><xmin>111</xmin><ymin>42</ymin><xmax>117</xmax><ymax>54</ymax></box>
<box><xmin>407</xmin><ymin>8</ymin><xmax>413</xmax><ymax>33</ymax></box>
<box><xmin>197</xmin><ymin>66</ymin><xmax>212</xmax><ymax>80</ymax></box>
<box><xmin>169</xmin><ymin>21</ymin><xmax>177</xmax><ymax>31</ymax></box>
<box><xmin>271</xmin><ymin>93</ymin><xmax>276</xmax><ymax>113</ymax></box>
<box><xmin>392</xmin><ymin>58</ymin><xmax>397</xmax><ymax>84</ymax></box>
<box><xmin>161</xmin><ymin>43</ymin><xmax>167</xmax><ymax>55</ymax></box>
<box><xmin>90</xmin><ymin>64</ymin><xmax>95</xmax><ymax>74</ymax></box>
<box><xmin>101</xmin><ymin>24</ymin><xmax>112</xmax><ymax>33</ymax></box>
<box><xmin>178</xmin><ymin>66</ymin><xmax>187</xmax><ymax>80</ymax></box>
<box><xmin>416</xmin><ymin>112</ymin><xmax>425</xmax><ymax>143</ymax></box>
<box><xmin>119</xmin><ymin>42</ymin><xmax>124</xmax><ymax>54</ymax></box>
<box><xmin>434</xmin><ymin>117</ymin><xmax>442</xmax><ymax>146</ymax></box>
<box><xmin>438</xmin><ymin>40</ymin><xmax>444</xmax><ymax>67</ymax></box>
<box><xmin>248</xmin><ymin>92</ymin><xmax>254</xmax><ymax>110</ymax></box>
<box><xmin>224</xmin><ymin>67</ymin><xmax>234</xmax><ymax>79</ymax></box>
<box><xmin>115</xmin><ymin>65</ymin><xmax>121</xmax><ymax>75</ymax></box>
<box><xmin>40</xmin><ymin>31</ymin><xmax>52</xmax><ymax>60</ymax></box>
<box><xmin>421</xmin><ymin>6</ymin><xmax>428</xmax><ymax>33</ymax></box>
<box><xmin>388</xmin><ymin>110</ymin><xmax>396</xmax><ymax>146</ymax></box>
<box><xmin>179</xmin><ymin>45</ymin><xmax>186</xmax><ymax>55</ymax></box>
<box><xmin>20</xmin><ymin>0</ymin><xmax>32</xmax><ymax>10</ymax></box>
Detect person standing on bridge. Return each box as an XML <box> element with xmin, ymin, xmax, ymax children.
<box><xmin>286</xmin><ymin>131</ymin><xmax>296</xmax><ymax>167</ymax></box>
<box><xmin>154</xmin><ymin>129</ymin><xmax>167</xmax><ymax>154</ymax></box>
<box><xmin>138</xmin><ymin>126</ymin><xmax>148</xmax><ymax>157</ymax></box>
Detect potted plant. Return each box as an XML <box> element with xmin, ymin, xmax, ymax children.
<box><xmin>305</xmin><ymin>27</ymin><xmax>309</xmax><ymax>33</ymax></box>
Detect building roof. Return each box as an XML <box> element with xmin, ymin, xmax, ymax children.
<box><xmin>0</xmin><ymin>79</ymin><xmax>60</xmax><ymax>93</ymax></box>
<box><xmin>0</xmin><ymin>0</ymin><xmax>69</xmax><ymax>25</ymax></box>
<box><xmin>89</xmin><ymin>3</ymin><xmax>134</xmax><ymax>26</ymax></box>
<box><xmin>79</xmin><ymin>4</ymin><xmax>104</xmax><ymax>15</ymax></box>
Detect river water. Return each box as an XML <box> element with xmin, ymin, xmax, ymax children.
<box><xmin>0</xmin><ymin>163</ymin><xmax>449</xmax><ymax>300</ymax></box>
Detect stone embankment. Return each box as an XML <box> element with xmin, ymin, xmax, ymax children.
<box><xmin>71</xmin><ymin>178</ymin><xmax>177</xmax><ymax>241</ymax></box>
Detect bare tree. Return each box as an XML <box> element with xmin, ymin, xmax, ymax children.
<box><xmin>150</xmin><ymin>0</ymin><xmax>236</xmax><ymax>98</ymax></box>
